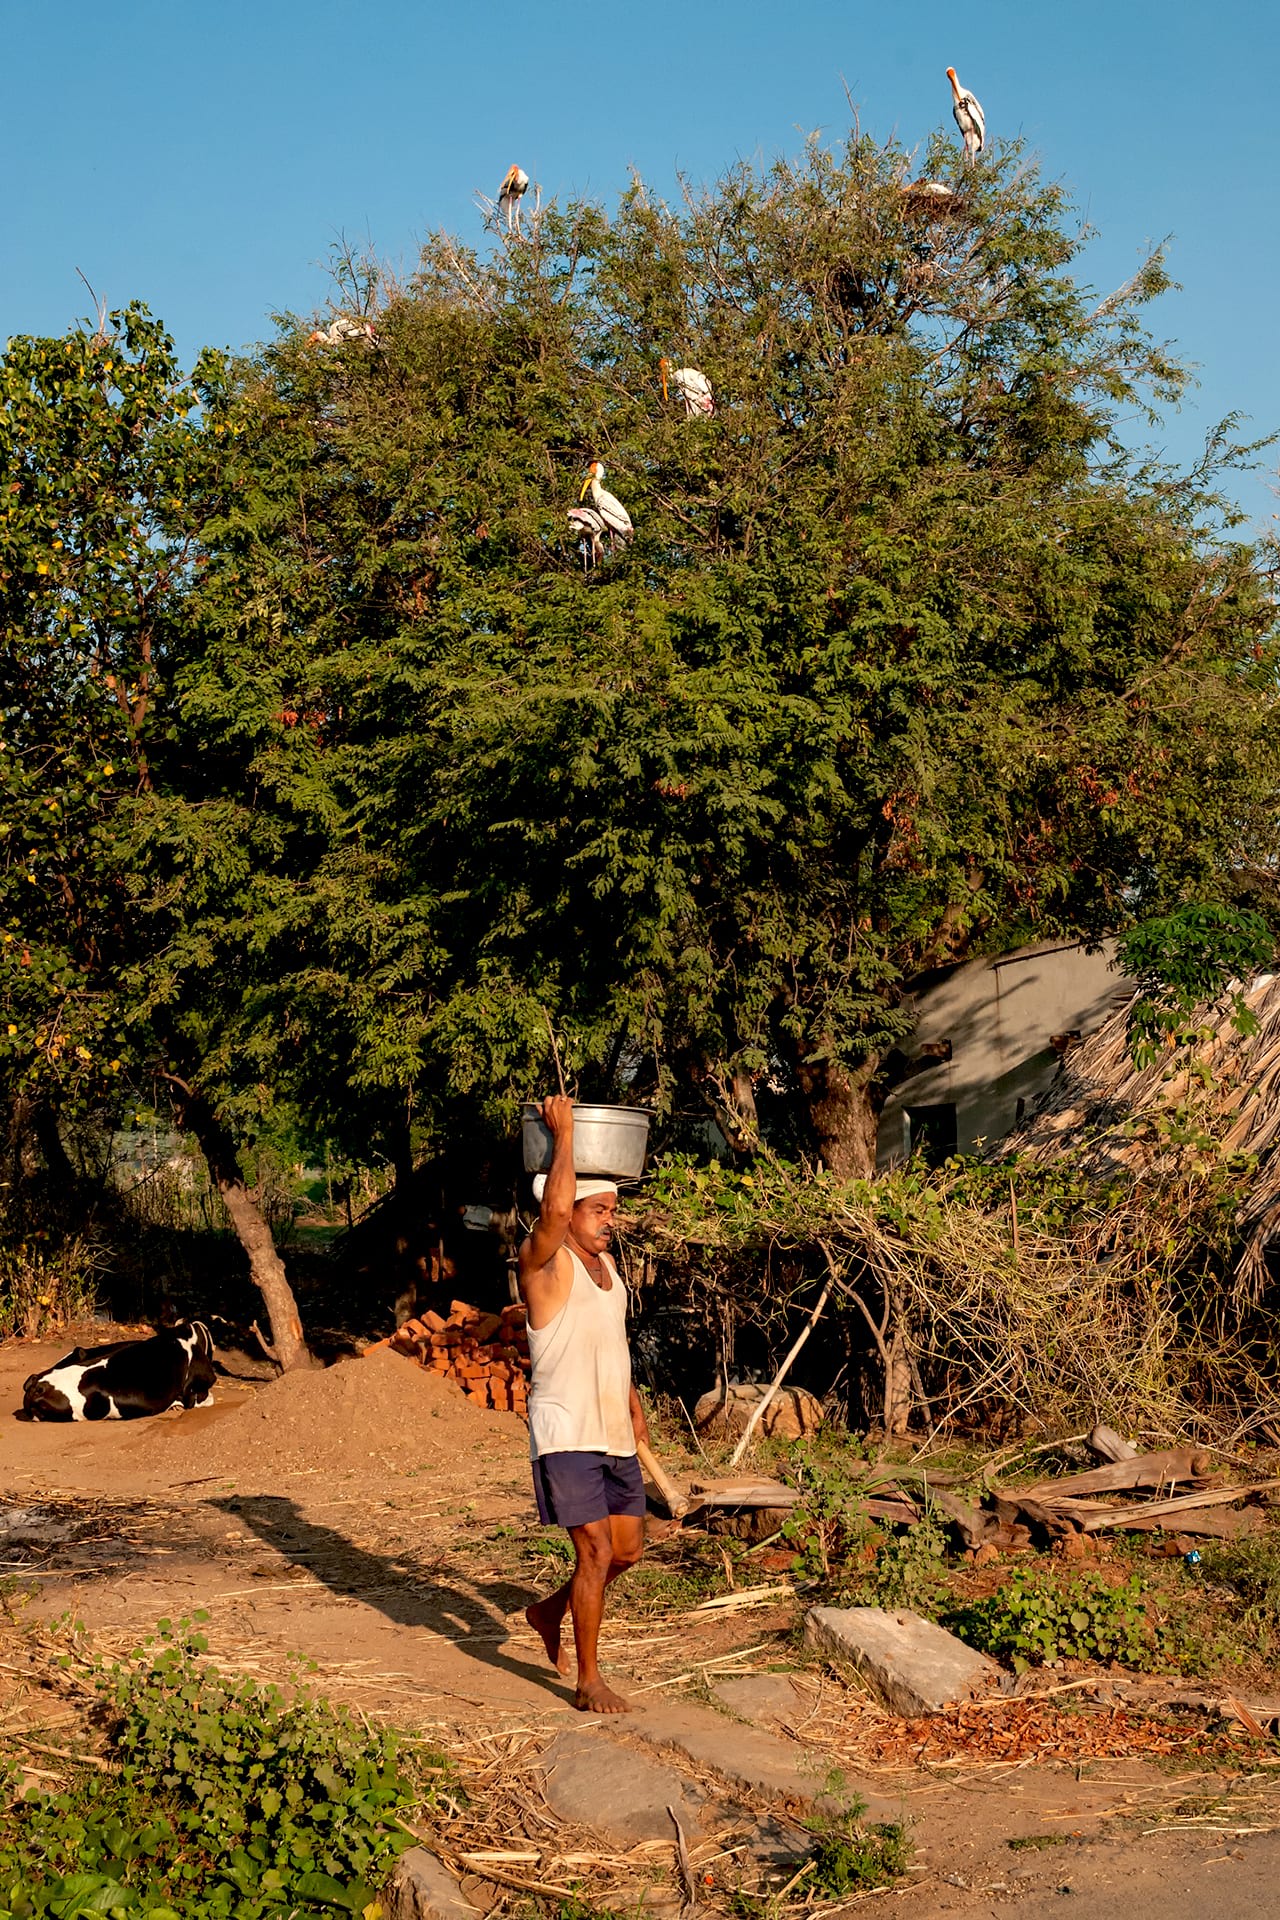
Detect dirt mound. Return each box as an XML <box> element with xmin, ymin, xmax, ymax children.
<box><xmin>157</xmin><ymin>1347</ymin><xmax>530</xmax><ymax>1485</ymax></box>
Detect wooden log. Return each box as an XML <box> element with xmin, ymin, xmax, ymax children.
<box><xmin>929</xmin><ymin>1489</ymin><xmax>998</xmax><ymax>1550</ymax></box>
<box><xmin>685</xmin><ymin>1488</ymin><xmax>801</xmax><ymax>1515</ymax></box>
<box><xmin>1023</xmin><ymin>1447</ymin><xmax>1214</xmax><ymax>1501</ymax></box>
<box><xmin>1104</xmin><ymin>1506</ymin><xmax>1265</xmax><ymax>1539</ymax></box>
<box><xmin>1079</xmin><ymin>1477</ymin><xmax>1280</xmax><ymax>1533</ymax></box>
<box><xmin>993</xmin><ymin>1492</ymin><xmax>1082</xmax><ymax>1539</ymax></box>
<box><xmin>1089</xmin><ymin>1424</ymin><xmax>1137</xmax><ymax>1463</ymax></box>
<box><xmin>690</xmin><ymin>1476</ymin><xmax>796</xmax><ymax>1501</ymax></box>
<box><xmin>863</xmin><ymin>1497</ymin><xmax>920</xmax><ymax>1524</ymax></box>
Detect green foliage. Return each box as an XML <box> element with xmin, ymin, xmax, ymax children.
<box><xmin>1116</xmin><ymin>904</ymin><xmax>1277</xmax><ymax>1065</ymax></box>
<box><xmin>0</xmin><ymin>1620</ymin><xmax>429</xmax><ymax>1917</ymax></box>
<box><xmin>779</xmin><ymin>1454</ymin><xmax>876</xmax><ymax>1583</ymax></box>
<box><xmin>849</xmin><ymin>1512</ymin><xmax>952</xmax><ymax>1613</ymax></box>
<box><xmin>795</xmin><ymin>1783</ymin><xmax>912</xmax><ymax>1898</ymax></box>
<box><xmin>1201</xmin><ymin>1531</ymin><xmax>1280</xmax><ymax>1631</ymax></box>
<box><xmin>176</xmin><ymin>122</ymin><xmax>1280</xmax><ymax>1175</ymax></box>
<box><xmin>945</xmin><ymin>1570</ymin><xmax>1151</xmax><ymax>1672</ymax></box>
<box><xmin>0</xmin><ymin>1233</ymin><xmax>102</xmax><ymax>1340</ymax></box>
<box><xmin>4</xmin><ymin>105</ymin><xmax>1279</xmax><ymax>1236</ymax></box>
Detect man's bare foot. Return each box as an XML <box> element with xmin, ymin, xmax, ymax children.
<box><xmin>525</xmin><ymin>1598</ymin><xmax>571</xmax><ymax>1677</ymax></box>
<box><xmin>574</xmin><ymin>1676</ymin><xmax>636</xmax><ymax>1714</ymax></box>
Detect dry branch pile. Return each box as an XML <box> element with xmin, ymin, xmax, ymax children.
<box><xmin>367</xmin><ymin>1300</ymin><xmax>530</xmax><ymax>1416</ymax></box>
<box><xmin>1006</xmin><ymin>970</ymin><xmax>1280</xmax><ymax>1295</ymax></box>
<box><xmin>627</xmin><ymin>971</ymin><xmax>1280</xmax><ymax>1442</ymax></box>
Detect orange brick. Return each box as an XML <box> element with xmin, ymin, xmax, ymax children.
<box><xmin>423</xmin><ymin>1310</ymin><xmax>448</xmax><ymax>1333</ymax></box>
<box><xmin>449</xmin><ymin>1299</ymin><xmax>480</xmax><ymax>1324</ymax></box>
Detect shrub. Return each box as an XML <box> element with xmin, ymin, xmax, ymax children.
<box><xmin>0</xmin><ymin>1234</ymin><xmax>101</xmax><ymax>1341</ymax></box>
<box><xmin>944</xmin><ymin>1570</ymin><xmax>1150</xmax><ymax>1673</ymax></box>
<box><xmin>0</xmin><ymin>1619</ymin><xmax>436</xmax><ymax>1917</ymax></box>
<box><xmin>1202</xmin><ymin>1531</ymin><xmax>1280</xmax><ymax>1629</ymax></box>
<box><xmin>796</xmin><ymin>1784</ymin><xmax>912</xmax><ymax>1897</ymax></box>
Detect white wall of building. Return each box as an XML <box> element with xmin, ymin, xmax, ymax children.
<box><xmin>876</xmin><ymin>940</ymin><xmax>1131</xmax><ymax>1166</ymax></box>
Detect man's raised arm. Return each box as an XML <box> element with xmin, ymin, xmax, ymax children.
<box><xmin>518</xmin><ymin>1097</ymin><xmax>576</xmax><ymax>1306</ymax></box>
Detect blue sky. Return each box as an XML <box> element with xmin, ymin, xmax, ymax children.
<box><xmin>4</xmin><ymin>0</ymin><xmax>1277</xmax><ymax>526</ymax></box>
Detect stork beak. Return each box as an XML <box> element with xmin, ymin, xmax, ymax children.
<box><xmin>661</xmin><ymin>366</ymin><xmax>669</xmax><ymax>401</ymax></box>
<box><xmin>579</xmin><ymin>473</ymin><xmax>592</xmax><ymax>501</ymax></box>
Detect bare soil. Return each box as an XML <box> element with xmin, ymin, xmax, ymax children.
<box><xmin>4</xmin><ymin>1328</ymin><xmax>1280</xmax><ymax>1917</ymax></box>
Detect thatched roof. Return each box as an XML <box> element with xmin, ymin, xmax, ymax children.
<box><xmin>1001</xmin><ymin>971</ymin><xmax>1280</xmax><ymax>1293</ymax></box>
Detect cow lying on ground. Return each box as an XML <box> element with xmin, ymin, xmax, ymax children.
<box><xmin>21</xmin><ymin>1321</ymin><xmax>217</xmax><ymax>1421</ymax></box>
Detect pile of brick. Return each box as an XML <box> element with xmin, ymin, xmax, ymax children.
<box><xmin>374</xmin><ymin>1299</ymin><xmax>530</xmax><ymax>1417</ymax></box>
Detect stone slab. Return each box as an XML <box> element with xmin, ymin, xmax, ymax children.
<box><xmin>804</xmin><ymin>1604</ymin><xmax>999</xmax><ymax>1716</ymax></box>
<box><xmin>711</xmin><ymin>1673</ymin><xmax>808</xmax><ymax>1726</ymax></box>
<box><xmin>536</xmin><ymin>1728</ymin><xmax>705</xmax><ymax>1842</ymax></box>
<box><xmin>618</xmin><ymin>1698</ymin><xmax>899</xmax><ymax>1823</ymax></box>
<box><xmin>384</xmin><ymin>1849</ymin><xmax>480</xmax><ymax>1920</ymax></box>
<box><xmin>623</xmin><ymin>1698</ymin><xmax>825</xmax><ymax>1803</ymax></box>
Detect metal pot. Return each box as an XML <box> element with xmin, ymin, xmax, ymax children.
<box><xmin>521</xmin><ymin>1102</ymin><xmax>652</xmax><ymax>1181</ymax></box>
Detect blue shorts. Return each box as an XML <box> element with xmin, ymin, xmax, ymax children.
<box><xmin>533</xmin><ymin>1451</ymin><xmax>646</xmax><ymax>1529</ymax></box>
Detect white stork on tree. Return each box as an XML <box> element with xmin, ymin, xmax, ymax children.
<box><xmin>566</xmin><ymin>504</ymin><xmax>608</xmax><ymax>571</ymax></box>
<box><xmin>309</xmin><ymin>314</ymin><xmax>377</xmax><ymax>348</ymax></box>
<box><xmin>660</xmin><ymin>357</ymin><xmax>715</xmax><ymax>418</ymax></box>
<box><xmin>946</xmin><ymin>68</ymin><xmax>985</xmax><ymax>160</ymax></box>
<box><xmin>498</xmin><ymin>164</ymin><xmax>530</xmax><ymax>234</ymax></box>
<box><xmin>569</xmin><ymin>461</ymin><xmax>633</xmax><ymax>570</ymax></box>
<box><xmin>580</xmin><ymin>461</ymin><xmax>633</xmax><ymax>542</ymax></box>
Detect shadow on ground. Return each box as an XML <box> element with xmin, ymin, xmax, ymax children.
<box><xmin>214</xmin><ymin>1494</ymin><xmax>572</xmax><ymax>1704</ymax></box>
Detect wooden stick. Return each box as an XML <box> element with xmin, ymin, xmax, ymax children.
<box><xmin>636</xmin><ymin>1438</ymin><xmax>689</xmax><ymax>1518</ymax></box>
<box><xmin>1079</xmin><ymin>1477</ymin><xmax>1280</xmax><ymax>1533</ymax></box>
<box><xmin>728</xmin><ymin>1273</ymin><xmax>835</xmax><ymax>1469</ymax></box>
<box><xmin>669</xmin><ymin>1805</ymin><xmax>697</xmax><ymax>1910</ymax></box>
<box><xmin>541</xmin><ymin>1004</ymin><xmax>567</xmax><ymax>1096</ymax></box>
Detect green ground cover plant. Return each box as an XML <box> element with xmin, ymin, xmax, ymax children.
<box><xmin>794</xmin><ymin>1779</ymin><xmax>912</xmax><ymax>1898</ymax></box>
<box><xmin>944</xmin><ymin>1569</ymin><xmax>1151</xmax><ymax>1672</ymax></box>
<box><xmin>0</xmin><ymin>1619</ymin><xmax>442</xmax><ymax>1918</ymax></box>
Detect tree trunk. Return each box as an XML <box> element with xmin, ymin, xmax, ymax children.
<box><xmin>882</xmin><ymin>1328</ymin><xmax>914</xmax><ymax>1436</ymax></box>
<box><xmin>697</xmin><ymin>1059</ymin><xmax>760</xmax><ymax>1154</ymax></box>
<box><xmin>390</xmin><ymin>1116</ymin><xmax>415</xmax><ymax>1197</ymax></box>
<box><xmin>32</xmin><ymin>1103</ymin><xmax>77</xmax><ymax>1187</ymax></box>
<box><xmin>794</xmin><ymin>1050</ymin><xmax>881</xmax><ymax>1178</ymax></box>
<box><xmin>173</xmin><ymin>1085</ymin><xmax>312</xmax><ymax>1371</ymax></box>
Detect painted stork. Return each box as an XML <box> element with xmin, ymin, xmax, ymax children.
<box><xmin>308</xmin><ymin>314</ymin><xmax>376</xmax><ymax>348</ymax></box>
<box><xmin>946</xmin><ymin>68</ymin><xmax>985</xmax><ymax>160</ymax></box>
<box><xmin>660</xmin><ymin>357</ymin><xmax>715</xmax><ymax>418</ymax></box>
<box><xmin>901</xmin><ymin>180</ymin><xmax>957</xmax><ymax>206</ymax></box>
<box><xmin>567</xmin><ymin>505</ymin><xmax>608</xmax><ymax>572</ymax></box>
<box><xmin>498</xmin><ymin>163</ymin><xmax>530</xmax><ymax>234</ymax></box>
<box><xmin>580</xmin><ymin>461</ymin><xmax>633</xmax><ymax>543</ymax></box>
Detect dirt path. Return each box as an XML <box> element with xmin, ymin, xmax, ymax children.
<box><xmin>5</xmin><ymin>1332</ymin><xmax>1280</xmax><ymax>1913</ymax></box>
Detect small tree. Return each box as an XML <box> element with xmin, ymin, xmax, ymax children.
<box><xmin>0</xmin><ymin>309</ymin><xmax>311</xmax><ymax>1366</ymax></box>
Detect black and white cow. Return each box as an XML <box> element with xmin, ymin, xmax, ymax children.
<box><xmin>21</xmin><ymin>1321</ymin><xmax>217</xmax><ymax>1422</ymax></box>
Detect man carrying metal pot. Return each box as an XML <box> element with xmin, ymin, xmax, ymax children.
<box><xmin>520</xmin><ymin>1094</ymin><xmax>649</xmax><ymax>1713</ymax></box>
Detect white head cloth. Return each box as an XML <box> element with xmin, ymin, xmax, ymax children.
<box><xmin>532</xmin><ymin>1174</ymin><xmax>619</xmax><ymax>1204</ymax></box>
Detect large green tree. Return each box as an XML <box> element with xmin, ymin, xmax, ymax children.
<box><xmin>0</xmin><ymin>309</ymin><xmax>313</xmax><ymax>1366</ymax></box>
<box><xmin>191</xmin><ymin>127</ymin><xmax>1277</xmax><ymax>1174</ymax></box>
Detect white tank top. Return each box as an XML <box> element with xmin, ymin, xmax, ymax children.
<box><xmin>527</xmin><ymin>1248</ymin><xmax>635</xmax><ymax>1459</ymax></box>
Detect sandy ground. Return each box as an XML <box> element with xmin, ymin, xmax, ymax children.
<box><xmin>5</xmin><ymin>1330</ymin><xmax>1280</xmax><ymax>1915</ymax></box>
